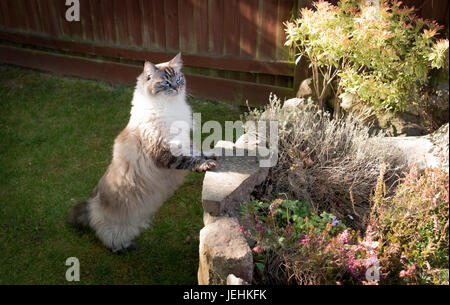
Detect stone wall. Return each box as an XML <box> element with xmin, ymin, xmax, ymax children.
<box><xmin>198</xmin><ymin>139</ymin><xmax>268</xmax><ymax>285</ymax></box>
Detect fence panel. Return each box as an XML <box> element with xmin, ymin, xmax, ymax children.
<box><xmin>0</xmin><ymin>0</ymin><xmax>447</xmax><ymax>105</ymax></box>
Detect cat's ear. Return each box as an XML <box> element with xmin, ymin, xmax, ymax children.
<box><xmin>168</xmin><ymin>52</ymin><xmax>183</xmax><ymax>71</ymax></box>
<box><xmin>144</xmin><ymin>61</ymin><xmax>157</xmax><ymax>78</ymax></box>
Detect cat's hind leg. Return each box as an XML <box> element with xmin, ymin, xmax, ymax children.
<box><xmin>89</xmin><ymin>200</ymin><xmax>141</xmax><ymax>254</ymax></box>
<box><xmin>93</xmin><ymin>220</ymin><xmax>140</xmax><ymax>253</ymax></box>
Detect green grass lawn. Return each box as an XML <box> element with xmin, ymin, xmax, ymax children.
<box><xmin>0</xmin><ymin>65</ymin><xmax>243</xmax><ymax>284</ymax></box>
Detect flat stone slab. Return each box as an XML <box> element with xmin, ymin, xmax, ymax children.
<box><xmin>202</xmin><ymin>140</ymin><xmax>268</xmax><ymax>218</ymax></box>
<box><xmin>198</xmin><ymin>217</ymin><xmax>253</xmax><ymax>285</ymax></box>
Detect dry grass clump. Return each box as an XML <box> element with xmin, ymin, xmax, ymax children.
<box><xmin>245</xmin><ymin>95</ymin><xmax>406</xmax><ymax>229</ymax></box>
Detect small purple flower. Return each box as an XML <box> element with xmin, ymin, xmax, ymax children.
<box><xmin>331</xmin><ymin>217</ymin><xmax>340</xmax><ymax>227</ymax></box>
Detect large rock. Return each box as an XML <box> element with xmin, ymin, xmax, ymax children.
<box><xmin>373</xmin><ymin>123</ymin><xmax>449</xmax><ymax>170</ymax></box>
<box><xmin>372</xmin><ymin>110</ymin><xmax>428</xmax><ymax>136</ymax></box>
<box><xmin>198</xmin><ymin>217</ymin><xmax>253</xmax><ymax>285</ymax></box>
<box><xmin>283</xmin><ymin>97</ymin><xmax>304</xmax><ymax>109</ymax></box>
<box><xmin>296</xmin><ymin>77</ymin><xmax>313</xmax><ymax>98</ymax></box>
<box><xmin>296</xmin><ymin>76</ymin><xmax>333</xmax><ymax>102</ymax></box>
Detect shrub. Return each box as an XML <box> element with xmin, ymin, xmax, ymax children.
<box><xmin>284</xmin><ymin>0</ymin><xmax>449</xmax><ymax>111</ymax></box>
<box><xmin>245</xmin><ymin>95</ymin><xmax>406</xmax><ymax>229</ymax></box>
<box><xmin>367</xmin><ymin>162</ymin><xmax>449</xmax><ymax>284</ymax></box>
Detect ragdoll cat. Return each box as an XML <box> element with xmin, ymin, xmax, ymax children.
<box><xmin>67</xmin><ymin>53</ymin><xmax>216</xmax><ymax>253</ymax></box>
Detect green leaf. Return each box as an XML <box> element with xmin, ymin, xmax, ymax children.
<box><xmin>255</xmin><ymin>262</ymin><xmax>265</xmax><ymax>272</ymax></box>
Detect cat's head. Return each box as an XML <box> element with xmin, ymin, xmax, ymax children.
<box><xmin>138</xmin><ymin>53</ymin><xmax>186</xmax><ymax>97</ymax></box>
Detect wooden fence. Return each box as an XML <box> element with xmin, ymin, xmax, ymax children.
<box><xmin>0</xmin><ymin>0</ymin><xmax>448</xmax><ymax>105</ymax></box>
<box><xmin>0</xmin><ymin>0</ymin><xmax>302</xmax><ymax>105</ymax></box>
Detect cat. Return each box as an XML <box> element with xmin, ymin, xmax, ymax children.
<box><xmin>67</xmin><ymin>53</ymin><xmax>216</xmax><ymax>253</ymax></box>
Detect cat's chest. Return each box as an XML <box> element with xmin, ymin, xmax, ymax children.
<box><xmin>161</xmin><ymin>102</ymin><xmax>192</xmax><ymax>130</ymax></box>
<box><xmin>130</xmin><ymin>94</ymin><xmax>192</xmax><ymax>140</ymax></box>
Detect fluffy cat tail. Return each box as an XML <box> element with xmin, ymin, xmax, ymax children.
<box><xmin>67</xmin><ymin>201</ymin><xmax>91</xmax><ymax>228</ymax></box>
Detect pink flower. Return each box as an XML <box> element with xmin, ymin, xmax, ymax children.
<box><xmin>252</xmin><ymin>246</ymin><xmax>264</xmax><ymax>253</ymax></box>
<box><xmin>269</xmin><ymin>199</ymin><xmax>283</xmax><ymax>215</ymax></box>
<box><xmin>338</xmin><ymin>230</ymin><xmax>350</xmax><ymax>244</ymax></box>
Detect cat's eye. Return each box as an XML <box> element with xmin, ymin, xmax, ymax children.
<box><xmin>176</xmin><ymin>76</ymin><xmax>182</xmax><ymax>83</ymax></box>
<box><xmin>161</xmin><ymin>80</ymin><xmax>169</xmax><ymax>86</ymax></box>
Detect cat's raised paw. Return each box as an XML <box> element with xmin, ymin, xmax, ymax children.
<box><xmin>195</xmin><ymin>159</ymin><xmax>217</xmax><ymax>172</ymax></box>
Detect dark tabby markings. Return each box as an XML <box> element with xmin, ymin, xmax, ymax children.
<box><xmin>165</xmin><ymin>67</ymin><xmax>175</xmax><ymax>78</ymax></box>
<box><xmin>149</xmin><ymin>137</ymin><xmax>216</xmax><ymax>172</ymax></box>
<box><xmin>169</xmin><ymin>155</ymin><xmax>216</xmax><ymax>172</ymax></box>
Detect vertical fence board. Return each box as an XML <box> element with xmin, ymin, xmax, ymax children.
<box><xmin>209</xmin><ymin>0</ymin><xmax>224</xmax><ymax>55</ymax></box>
<box><xmin>101</xmin><ymin>0</ymin><xmax>117</xmax><ymax>44</ymax></box>
<box><xmin>113</xmin><ymin>0</ymin><xmax>129</xmax><ymax>46</ymax></box>
<box><xmin>127</xmin><ymin>0</ymin><xmax>144</xmax><ymax>47</ymax></box>
<box><xmin>38</xmin><ymin>0</ymin><xmax>60</xmax><ymax>37</ymax></box>
<box><xmin>5</xmin><ymin>0</ymin><xmax>18</xmax><ymax>29</ymax></box>
<box><xmin>276</xmin><ymin>0</ymin><xmax>293</xmax><ymax>60</ymax></box>
<box><xmin>54</xmin><ymin>0</ymin><xmax>68</xmax><ymax>38</ymax></box>
<box><xmin>178</xmin><ymin>0</ymin><xmax>195</xmax><ymax>53</ymax></box>
<box><xmin>81</xmin><ymin>0</ymin><xmax>94</xmax><ymax>41</ymax></box>
<box><xmin>90</xmin><ymin>0</ymin><xmax>104</xmax><ymax>42</ymax></box>
<box><xmin>193</xmin><ymin>0</ymin><xmax>209</xmax><ymax>54</ymax></box>
<box><xmin>224</xmin><ymin>0</ymin><xmax>240</xmax><ymax>56</ymax></box>
<box><xmin>239</xmin><ymin>0</ymin><xmax>258</xmax><ymax>58</ymax></box>
<box><xmin>164</xmin><ymin>0</ymin><xmax>179</xmax><ymax>51</ymax></box>
<box><xmin>56</xmin><ymin>0</ymin><xmax>73</xmax><ymax>37</ymax></box>
<box><xmin>28</xmin><ymin>0</ymin><xmax>43</xmax><ymax>33</ymax></box>
<box><xmin>142</xmin><ymin>0</ymin><xmax>156</xmax><ymax>49</ymax></box>
<box><xmin>14</xmin><ymin>0</ymin><xmax>30</xmax><ymax>31</ymax></box>
<box><xmin>153</xmin><ymin>0</ymin><xmax>166</xmax><ymax>49</ymax></box>
<box><xmin>259</xmin><ymin>0</ymin><xmax>278</xmax><ymax>60</ymax></box>
<box><xmin>0</xmin><ymin>2</ymin><xmax>4</xmax><ymax>27</ymax></box>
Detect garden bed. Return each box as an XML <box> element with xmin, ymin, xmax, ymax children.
<box><xmin>198</xmin><ymin>95</ymin><xmax>449</xmax><ymax>285</ymax></box>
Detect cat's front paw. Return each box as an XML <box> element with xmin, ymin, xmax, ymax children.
<box><xmin>194</xmin><ymin>159</ymin><xmax>217</xmax><ymax>172</ymax></box>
